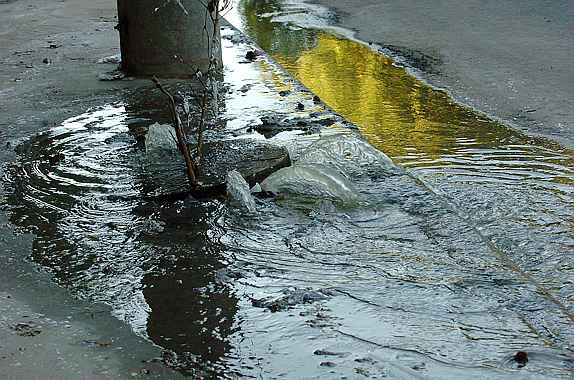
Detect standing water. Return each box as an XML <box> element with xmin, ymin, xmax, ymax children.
<box><xmin>226</xmin><ymin>0</ymin><xmax>574</xmax><ymax>377</ymax></box>
<box><xmin>2</xmin><ymin>0</ymin><xmax>574</xmax><ymax>379</ymax></box>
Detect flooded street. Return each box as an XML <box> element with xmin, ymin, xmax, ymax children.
<box><xmin>2</xmin><ymin>0</ymin><xmax>574</xmax><ymax>378</ymax></box>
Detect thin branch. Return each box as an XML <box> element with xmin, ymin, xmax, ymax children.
<box><xmin>152</xmin><ymin>76</ymin><xmax>199</xmax><ymax>188</ymax></box>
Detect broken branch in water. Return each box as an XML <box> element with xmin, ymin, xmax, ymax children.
<box><xmin>152</xmin><ymin>76</ymin><xmax>198</xmax><ymax>189</ymax></box>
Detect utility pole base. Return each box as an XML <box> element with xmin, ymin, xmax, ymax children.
<box><xmin>116</xmin><ymin>0</ymin><xmax>220</xmax><ymax>78</ymax></box>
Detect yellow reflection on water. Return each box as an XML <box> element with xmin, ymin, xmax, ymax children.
<box><xmin>273</xmin><ymin>33</ymin><xmax>515</xmax><ymax>160</ymax></box>
<box><xmin>237</xmin><ymin>0</ymin><xmax>574</xmax><ymax>184</ymax></box>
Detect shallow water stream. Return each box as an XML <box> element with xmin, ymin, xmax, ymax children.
<box><xmin>2</xmin><ymin>0</ymin><xmax>574</xmax><ymax>379</ymax></box>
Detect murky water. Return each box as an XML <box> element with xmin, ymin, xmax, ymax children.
<box><xmin>2</xmin><ymin>0</ymin><xmax>574</xmax><ymax>379</ymax></box>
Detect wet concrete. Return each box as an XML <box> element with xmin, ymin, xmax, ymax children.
<box><xmin>305</xmin><ymin>0</ymin><xmax>574</xmax><ymax>147</ymax></box>
<box><xmin>0</xmin><ymin>0</ymin><xmax>184</xmax><ymax>378</ymax></box>
<box><xmin>0</xmin><ymin>239</ymin><xmax>185</xmax><ymax>380</ymax></box>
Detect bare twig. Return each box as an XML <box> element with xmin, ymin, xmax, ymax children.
<box><xmin>152</xmin><ymin>76</ymin><xmax>198</xmax><ymax>188</ymax></box>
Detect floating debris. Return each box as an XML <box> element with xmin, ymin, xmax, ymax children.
<box><xmin>245</xmin><ymin>50</ymin><xmax>258</xmax><ymax>61</ymax></box>
<box><xmin>98</xmin><ymin>69</ymin><xmax>126</xmax><ymax>81</ymax></box>
<box><xmin>250</xmin><ymin>288</ymin><xmax>330</xmax><ymax>312</ymax></box>
<box><xmin>260</xmin><ymin>164</ymin><xmax>359</xmax><ymax>203</ymax></box>
<box><xmin>97</xmin><ymin>54</ymin><xmax>122</xmax><ymax>65</ymax></box>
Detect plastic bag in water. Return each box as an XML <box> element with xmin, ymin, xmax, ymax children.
<box><xmin>260</xmin><ymin>164</ymin><xmax>359</xmax><ymax>203</ymax></box>
<box><xmin>298</xmin><ymin>135</ymin><xmax>395</xmax><ymax>177</ymax></box>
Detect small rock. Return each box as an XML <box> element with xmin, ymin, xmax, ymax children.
<box><xmin>355</xmin><ymin>367</ymin><xmax>369</xmax><ymax>377</ymax></box>
<box><xmin>255</xmin><ymin>114</ymin><xmax>320</xmax><ymax>137</ymax></box>
<box><xmin>313</xmin><ymin>349</ymin><xmax>348</xmax><ymax>357</ymax></box>
<box><xmin>245</xmin><ymin>50</ymin><xmax>258</xmax><ymax>61</ymax></box>
<box><xmin>313</xmin><ymin>95</ymin><xmax>321</xmax><ymax>103</ymax></box>
<box><xmin>320</xmin><ymin>361</ymin><xmax>337</xmax><ymax>367</ymax></box>
<box><xmin>514</xmin><ymin>351</ymin><xmax>528</xmax><ymax>367</ymax></box>
<box><xmin>46</xmin><ymin>153</ymin><xmax>65</xmax><ymax>166</ymax></box>
<box><xmin>97</xmin><ymin>54</ymin><xmax>121</xmax><ymax>64</ymax></box>
<box><xmin>198</xmin><ymin>139</ymin><xmax>291</xmax><ymax>188</ymax></box>
<box><xmin>42</xmin><ymin>58</ymin><xmax>50</xmax><ymax>64</ymax></box>
<box><xmin>250</xmin><ymin>288</ymin><xmax>329</xmax><ymax>312</ymax></box>
<box><xmin>411</xmin><ymin>362</ymin><xmax>426</xmax><ymax>370</ymax></box>
<box><xmin>127</xmin><ymin>123</ymin><xmax>149</xmax><ymax>146</ymax></box>
<box><xmin>137</xmin><ymin>368</ymin><xmax>150</xmax><ymax>375</ymax></box>
<box><xmin>80</xmin><ymin>340</ymin><xmax>113</xmax><ymax>347</ymax></box>
<box><xmin>354</xmin><ymin>358</ymin><xmax>375</xmax><ymax>364</ymax></box>
<box><xmin>297</xmin><ymin>102</ymin><xmax>305</xmax><ymax>111</ymax></box>
<box><xmin>98</xmin><ymin>70</ymin><xmax>126</xmax><ymax>81</ymax></box>
<box><xmin>239</xmin><ymin>84</ymin><xmax>252</xmax><ymax>93</ymax></box>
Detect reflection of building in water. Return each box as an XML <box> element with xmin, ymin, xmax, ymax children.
<box><xmin>139</xmin><ymin>200</ymin><xmax>239</xmax><ymax>371</ymax></box>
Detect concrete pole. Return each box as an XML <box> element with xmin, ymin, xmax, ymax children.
<box><xmin>116</xmin><ymin>0</ymin><xmax>221</xmax><ymax>78</ymax></box>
